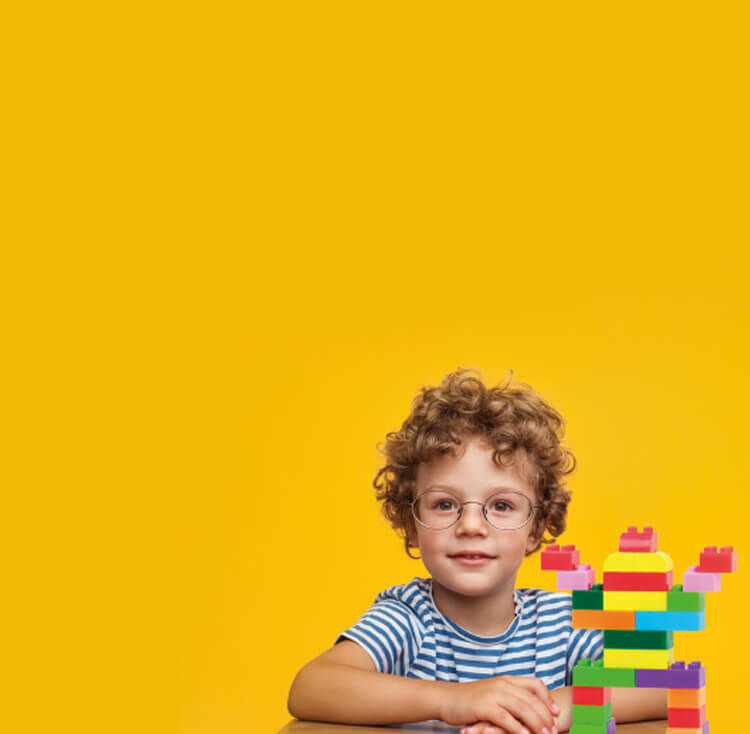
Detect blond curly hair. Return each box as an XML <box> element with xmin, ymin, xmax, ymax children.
<box><xmin>373</xmin><ymin>367</ymin><xmax>576</xmax><ymax>558</ymax></box>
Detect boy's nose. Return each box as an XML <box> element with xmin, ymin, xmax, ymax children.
<box><xmin>455</xmin><ymin>503</ymin><xmax>488</xmax><ymax>534</ymax></box>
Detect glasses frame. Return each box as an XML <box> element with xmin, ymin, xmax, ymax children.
<box><xmin>410</xmin><ymin>489</ymin><xmax>539</xmax><ymax>531</ymax></box>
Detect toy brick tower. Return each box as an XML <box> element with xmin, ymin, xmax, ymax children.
<box><xmin>541</xmin><ymin>527</ymin><xmax>737</xmax><ymax>734</ymax></box>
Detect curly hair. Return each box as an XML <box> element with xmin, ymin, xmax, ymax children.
<box><xmin>373</xmin><ymin>367</ymin><xmax>576</xmax><ymax>558</ymax></box>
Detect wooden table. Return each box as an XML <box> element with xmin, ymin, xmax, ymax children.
<box><xmin>279</xmin><ymin>720</ymin><xmax>669</xmax><ymax>733</ymax></box>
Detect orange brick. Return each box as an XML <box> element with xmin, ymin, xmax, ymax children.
<box><xmin>572</xmin><ymin>609</ymin><xmax>636</xmax><ymax>630</ymax></box>
<box><xmin>668</xmin><ymin>687</ymin><xmax>706</xmax><ymax>708</ymax></box>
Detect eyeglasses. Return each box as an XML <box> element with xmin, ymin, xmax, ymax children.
<box><xmin>411</xmin><ymin>489</ymin><xmax>537</xmax><ymax>531</ymax></box>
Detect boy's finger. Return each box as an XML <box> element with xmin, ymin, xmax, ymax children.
<box><xmin>489</xmin><ymin>706</ymin><xmax>534</xmax><ymax>734</ymax></box>
<box><xmin>500</xmin><ymin>691</ymin><xmax>556</xmax><ymax>734</ymax></box>
<box><xmin>461</xmin><ymin>724</ymin><xmax>507</xmax><ymax>734</ymax></box>
<box><xmin>499</xmin><ymin>685</ymin><xmax>555</xmax><ymax>732</ymax></box>
<box><xmin>505</xmin><ymin>676</ymin><xmax>557</xmax><ymax>712</ymax></box>
<box><xmin>470</xmin><ymin>722</ymin><xmax>507</xmax><ymax>734</ymax></box>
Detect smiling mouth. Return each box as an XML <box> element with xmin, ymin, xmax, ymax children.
<box><xmin>449</xmin><ymin>553</ymin><xmax>496</xmax><ymax>560</ymax></box>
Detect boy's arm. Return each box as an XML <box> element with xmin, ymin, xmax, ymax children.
<box><xmin>288</xmin><ymin>640</ymin><xmax>561</xmax><ymax>733</ymax></box>
<box><xmin>287</xmin><ymin>640</ymin><xmax>443</xmax><ymax>724</ymax></box>
<box><xmin>612</xmin><ymin>686</ymin><xmax>667</xmax><ymax>723</ymax></box>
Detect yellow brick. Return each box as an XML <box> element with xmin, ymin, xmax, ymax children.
<box><xmin>603</xmin><ymin>550</ymin><xmax>674</xmax><ymax>573</ymax></box>
<box><xmin>603</xmin><ymin>590</ymin><xmax>668</xmax><ymax>611</ymax></box>
<box><xmin>604</xmin><ymin>647</ymin><xmax>674</xmax><ymax>669</ymax></box>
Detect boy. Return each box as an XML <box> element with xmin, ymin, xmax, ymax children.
<box><xmin>288</xmin><ymin>368</ymin><xmax>666</xmax><ymax>733</ymax></box>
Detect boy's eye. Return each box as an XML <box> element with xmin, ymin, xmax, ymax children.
<box><xmin>434</xmin><ymin>499</ymin><xmax>457</xmax><ymax>512</ymax></box>
<box><xmin>489</xmin><ymin>499</ymin><xmax>513</xmax><ymax>513</ymax></box>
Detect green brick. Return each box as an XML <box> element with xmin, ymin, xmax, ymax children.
<box><xmin>573</xmin><ymin>702</ymin><xmax>613</xmax><ymax>724</ymax></box>
<box><xmin>667</xmin><ymin>584</ymin><xmax>705</xmax><ymax>611</ymax></box>
<box><xmin>573</xmin><ymin>583</ymin><xmax>604</xmax><ymax>610</ymax></box>
<box><xmin>573</xmin><ymin>658</ymin><xmax>636</xmax><ymax>688</ymax></box>
<box><xmin>603</xmin><ymin>629</ymin><xmax>673</xmax><ymax>649</ymax></box>
<box><xmin>570</xmin><ymin>724</ymin><xmax>613</xmax><ymax>734</ymax></box>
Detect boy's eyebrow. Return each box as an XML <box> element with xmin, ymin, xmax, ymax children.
<box><xmin>425</xmin><ymin>484</ymin><xmax>525</xmax><ymax>494</ymax></box>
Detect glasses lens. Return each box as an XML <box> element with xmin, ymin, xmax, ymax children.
<box><xmin>484</xmin><ymin>491</ymin><xmax>533</xmax><ymax>529</ymax></box>
<box><xmin>413</xmin><ymin>490</ymin><xmax>460</xmax><ymax>529</ymax></box>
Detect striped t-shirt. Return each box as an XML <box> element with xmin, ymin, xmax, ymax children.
<box><xmin>336</xmin><ymin>577</ymin><xmax>603</xmax><ymax>689</ymax></box>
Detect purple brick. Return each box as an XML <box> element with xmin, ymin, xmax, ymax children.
<box><xmin>635</xmin><ymin>660</ymin><xmax>706</xmax><ymax>689</ymax></box>
<box><xmin>607</xmin><ymin>717</ymin><xmax>616</xmax><ymax>734</ymax></box>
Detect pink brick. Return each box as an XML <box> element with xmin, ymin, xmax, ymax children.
<box><xmin>683</xmin><ymin>565</ymin><xmax>722</xmax><ymax>592</ymax></box>
<box><xmin>557</xmin><ymin>564</ymin><xmax>596</xmax><ymax>590</ymax></box>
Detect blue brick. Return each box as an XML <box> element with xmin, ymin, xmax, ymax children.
<box><xmin>634</xmin><ymin>610</ymin><xmax>705</xmax><ymax>631</ymax></box>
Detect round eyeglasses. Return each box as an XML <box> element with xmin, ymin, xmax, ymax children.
<box><xmin>411</xmin><ymin>489</ymin><xmax>537</xmax><ymax>531</ymax></box>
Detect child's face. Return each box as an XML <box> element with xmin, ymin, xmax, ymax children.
<box><xmin>411</xmin><ymin>435</ymin><xmax>539</xmax><ymax>602</ymax></box>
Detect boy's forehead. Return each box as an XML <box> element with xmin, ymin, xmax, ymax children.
<box><xmin>415</xmin><ymin>440</ymin><xmax>536</xmax><ymax>494</ymax></box>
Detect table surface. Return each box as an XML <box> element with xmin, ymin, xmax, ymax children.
<box><xmin>278</xmin><ymin>720</ymin><xmax>669</xmax><ymax>734</ymax></box>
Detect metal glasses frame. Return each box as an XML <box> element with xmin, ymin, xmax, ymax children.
<box><xmin>410</xmin><ymin>489</ymin><xmax>539</xmax><ymax>531</ymax></box>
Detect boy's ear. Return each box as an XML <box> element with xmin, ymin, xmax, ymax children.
<box><xmin>406</xmin><ymin>524</ymin><xmax>419</xmax><ymax>550</ymax></box>
<box><xmin>526</xmin><ymin>523</ymin><xmax>546</xmax><ymax>553</ymax></box>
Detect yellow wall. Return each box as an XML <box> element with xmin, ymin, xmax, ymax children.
<box><xmin>2</xmin><ymin>4</ymin><xmax>749</xmax><ymax>734</ymax></box>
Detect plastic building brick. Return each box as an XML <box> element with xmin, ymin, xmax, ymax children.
<box><xmin>603</xmin><ymin>590</ymin><xmax>668</xmax><ymax>611</ymax></box>
<box><xmin>604</xmin><ymin>647</ymin><xmax>674</xmax><ymax>669</ymax></box>
<box><xmin>683</xmin><ymin>565</ymin><xmax>722</xmax><ymax>592</ymax></box>
<box><xmin>603</xmin><ymin>550</ymin><xmax>674</xmax><ymax>573</ymax></box>
<box><xmin>668</xmin><ymin>686</ymin><xmax>706</xmax><ymax>708</ymax></box>
<box><xmin>541</xmin><ymin>528</ymin><xmax>735</xmax><ymax>734</ymax></box>
<box><xmin>635</xmin><ymin>661</ymin><xmax>706</xmax><ymax>689</ymax></box>
<box><xmin>572</xmin><ymin>609</ymin><xmax>635</xmax><ymax>630</ymax></box>
<box><xmin>573</xmin><ymin>686</ymin><xmax>612</xmax><ymax>705</ymax></box>
<box><xmin>572</xmin><ymin>702</ymin><xmax>613</xmax><ymax>724</ymax></box>
<box><xmin>667</xmin><ymin>585</ymin><xmax>705</xmax><ymax>612</ymax></box>
<box><xmin>570</xmin><ymin>720</ymin><xmax>616</xmax><ymax>734</ymax></box>
<box><xmin>603</xmin><ymin>570</ymin><xmax>673</xmax><ymax>591</ymax></box>
<box><xmin>634</xmin><ymin>610</ymin><xmax>705</xmax><ymax>631</ymax></box>
<box><xmin>665</xmin><ymin>726</ymin><xmax>709</xmax><ymax>734</ymax></box>
<box><xmin>573</xmin><ymin>584</ymin><xmax>604</xmax><ymax>610</ymax></box>
<box><xmin>558</xmin><ymin>564</ymin><xmax>596</xmax><ymax>590</ymax></box>
<box><xmin>573</xmin><ymin>658</ymin><xmax>636</xmax><ymax>688</ymax></box>
<box><xmin>541</xmin><ymin>544</ymin><xmax>580</xmax><ymax>570</ymax></box>
<box><xmin>619</xmin><ymin>526</ymin><xmax>658</xmax><ymax>552</ymax></box>
<box><xmin>698</xmin><ymin>546</ymin><xmax>737</xmax><ymax>573</ymax></box>
<box><xmin>668</xmin><ymin>705</ymin><xmax>707</xmax><ymax>727</ymax></box>
<box><xmin>603</xmin><ymin>629</ymin><xmax>673</xmax><ymax>649</ymax></box>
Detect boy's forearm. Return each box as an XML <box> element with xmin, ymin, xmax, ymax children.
<box><xmin>288</xmin><ymin>661</ymin><xmax>446</xmax><ymax>724</ymax></box>
<box><xmin>611</xmin><ymin>686</ymin><xmax>667</xmax><ymax>722</ymax></box>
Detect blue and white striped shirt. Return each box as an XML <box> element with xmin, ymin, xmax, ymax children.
<box><xmin>336</xmin><ymin>577</ymin><xmax>603</xmax><ymax>689</ymax></box>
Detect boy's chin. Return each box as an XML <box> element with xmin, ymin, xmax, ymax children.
<box><xmin>435</xmin><ymin>576</ymin><xmax>514</xmax><ymax>597</ymax></box>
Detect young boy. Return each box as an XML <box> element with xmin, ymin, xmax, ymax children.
<box><xmin>288</xmin><ymin>368</ymin><xmax>666</xmax><ymax>733</ymax></box>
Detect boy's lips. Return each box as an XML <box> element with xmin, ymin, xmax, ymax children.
<box><xmin>448</xmin><ymin>551</ymin><xmax>496</xmax><ymax>558</ymax></box>
<box><xmin>448</xmin><ymin>551</ymin><xmax>497</xmax><ymax>565</ymax></box>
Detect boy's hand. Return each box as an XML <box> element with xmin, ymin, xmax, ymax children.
<box><xmin>459</xmin><ymin>686</ymin><xmax>572</xmax><ymax>734</ymax></box>
<box><xmin>439</xmin><ymin>675</ymin><xmax>560</xmax><ymax>734</ymax></box>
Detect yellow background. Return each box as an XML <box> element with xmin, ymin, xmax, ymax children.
<box><xmin>2</xmin><ymin>3</ymin><xmax>749</xmax><ymax>733</ymax></box>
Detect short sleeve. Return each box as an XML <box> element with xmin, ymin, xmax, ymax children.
<box><xmin>565</xmin><ymin>627</ymin><xmax>604</xmax><ymax>684</ymax></box>
<box><xmin>335</xmin><ymin>598</ymin><xmax>422</xmax><ymax>675</ymax></box>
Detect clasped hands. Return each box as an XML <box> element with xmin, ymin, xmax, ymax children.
<box><xmin>438</xmin><ymin>675</ymin><xmax>569</xmax><ymax>734</ymax></box>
